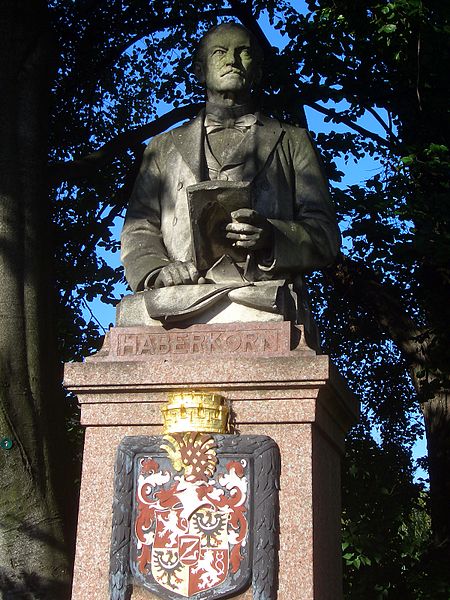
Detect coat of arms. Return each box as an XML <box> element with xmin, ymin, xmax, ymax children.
<box><xmin>132</xmin><ymin>432</ymin><xmax>249</xmax><ymax>597</ymax></box>
<box><xmin>110</xmin><ymin>433</ymin><xmax>280</xmax><ymax>600</ymax></box>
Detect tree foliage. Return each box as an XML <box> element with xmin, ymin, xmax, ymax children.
<box><xmin>3</xmin><ymin>0</ymin><xmax>449</xmax><ymax>596</ymax></box>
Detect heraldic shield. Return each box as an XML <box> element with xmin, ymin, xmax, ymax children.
<box><xmin>150</xmin><ymin>507</ymin><xmax>230</xmax><ymax>596</ymax></box>
<box><xmin>109</xmin><ymin>434</ymin><xmax>280</xmax><ymax>600</ymax></box>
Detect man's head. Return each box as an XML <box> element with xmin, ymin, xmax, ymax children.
<box><xmin>193</xmin><ymin>22</ymin><xmax>263</xmax><ymax>104</ymax></box>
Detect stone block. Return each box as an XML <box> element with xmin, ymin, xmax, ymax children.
<box><xmin>65</xmin><ymin>322</ymin><xmax>358</xmax><ymax>600</ymax></box>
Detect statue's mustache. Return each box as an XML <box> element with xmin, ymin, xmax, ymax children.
<box><xmin>221</xmin><ymin>68</ymin><xmax>244</xmax><ymax>76</ymax></box>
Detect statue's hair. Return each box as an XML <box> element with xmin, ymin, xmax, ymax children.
<box><xmin>193</xmin><ymin>22</ymin><xmax>264</xmax><ymax>68</ymax></box>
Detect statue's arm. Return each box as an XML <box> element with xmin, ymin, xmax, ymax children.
<box><xmin>265</xmin><ymin>128</ymin><xmax>341</xmax><ymax>273</ymax></box>
<box><xmin>120</xmin><ymin>139</ymin><xmax>172</xmax><ymax>291</ymax></box>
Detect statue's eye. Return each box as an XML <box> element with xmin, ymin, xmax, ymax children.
<box><xmin>213</xmin><ymin>48</ymin><xmax>226</xmax><ymax>56</ymax></box>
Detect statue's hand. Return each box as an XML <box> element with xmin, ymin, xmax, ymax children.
<box><xmin>226</xmin><ymin>209</ymin><xmax>273</xmax><ymax>251</ymax></box>
<box><xmin>154</xmin><ymin>261</ymin><xmax>199</xmax><ymax>288</ymax></box>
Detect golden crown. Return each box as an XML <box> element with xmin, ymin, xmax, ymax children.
<box><xmin>162</xmin><ymin>391</ymin><xmax>229</xmax><ymax>434</ymax></box>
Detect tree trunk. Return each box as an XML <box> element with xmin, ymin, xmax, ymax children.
<box><xmin>330</xmin><ymin>257</ymin><xmax>450</xmax><ymax>563</ymax></box>
<box><xmin>0</xmin><ymin>1</ymin><xmax>71</xmax><ymax>597</ymax></box>
<box><xmin>421</xmin><ymin>392</ymin><xmax>450</xmax><ymax>558</ymax></box>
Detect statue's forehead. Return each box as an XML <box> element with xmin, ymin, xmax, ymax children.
<box><xmin>204</xmin><ymin>27</ymin><xmax>252</xmax><ymax>50</ymax></box>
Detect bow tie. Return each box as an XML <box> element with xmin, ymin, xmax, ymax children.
<box><xmin>204</xmin><ymin>113</ymin><xmax>257</xmax><ymax>134</ymax></box>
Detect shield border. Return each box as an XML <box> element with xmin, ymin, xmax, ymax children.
<box><xmin>109</xmin><ymin>434</ymin><xmax>280</xmax><ymax>600</ymax></box>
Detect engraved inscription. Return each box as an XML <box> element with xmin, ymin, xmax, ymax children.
<box><xmin>115</xmin><ymin>329</ymin><xmax>280</xmax><ymax>357</ymax></box>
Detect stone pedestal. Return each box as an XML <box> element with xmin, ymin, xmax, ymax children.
<box><xmin>64</xmin><ymin>322</ymin><xmax>358</xmax><ymax>600</ymax></box>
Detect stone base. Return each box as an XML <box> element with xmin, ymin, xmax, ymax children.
<box><xmin>64</xmin><ymin>321</ymin><xmax>358</xmax><ymax>599</ymax></box>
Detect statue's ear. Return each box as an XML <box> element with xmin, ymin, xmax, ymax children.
<box><xmin>193</xmin><ymin>61</ymin><xmax>206</xmax><ymax>84</ymax></box>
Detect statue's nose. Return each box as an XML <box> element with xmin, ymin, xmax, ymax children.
<box><xmin>225</xmin><ymin>48</ymin><xmax>238</xmax><ymax>65</ymax></box>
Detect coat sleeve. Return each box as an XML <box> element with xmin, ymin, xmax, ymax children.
<box><xmin>264</xmin><ymin>128</ymin><xmax>341</xmax><ymax>274</ymax></box>
<box><xmin>120</xmin><ymin>138</ymin><xmax>171</xmax><ymax>291</ymax></box>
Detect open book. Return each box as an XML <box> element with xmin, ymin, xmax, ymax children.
<box><xmin>186</xmin><ymin>180</ymin><xmax>254</xmax><ymax>271</ymax></box>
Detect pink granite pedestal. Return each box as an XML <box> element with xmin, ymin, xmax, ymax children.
<box><xmin>64</xmin><ymin>322</ymin><xmax>358</xmax><ymax>600</ymax></box>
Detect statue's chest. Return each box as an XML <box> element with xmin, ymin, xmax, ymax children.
<box><xmin>206</xmin><ymin>129</ymin><xmax>247</xmax><ymax>168</ymax></box>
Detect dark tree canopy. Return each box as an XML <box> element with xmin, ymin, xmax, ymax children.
<box><xmin>0</xmin><ymin>0</ymin><xmax>448</xmax><ymax>597</ymax></box>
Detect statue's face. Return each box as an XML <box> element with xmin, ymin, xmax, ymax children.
<box><xmin>196</xmin><ymin>26</ymin><xmax>260</xmax><ymax>98</ymax></box>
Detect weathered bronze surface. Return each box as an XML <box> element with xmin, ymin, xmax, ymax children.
<box><xmin>120</xmin><ymin>23</ymin><xmax>341</xmax><ymax>329</ymax></box>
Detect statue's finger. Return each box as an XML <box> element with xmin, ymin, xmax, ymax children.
<box><xmin>226</xmin><ymin>232</ymin><xmax>245</xmax><ymax>240</ymax></box>
<box><xmin>176</xmin><ymin>262</ymin><xmax>191</xmax><ymax>283</ymax></box>
<box><xmin>230</xmin><ymin>208</ymin><xmax>256</xmax><ymax>221</ymax></box>
<box><xmin>235</xmin><ymin>239</ymin><xmax>256</xmax><ymax>248</ymax></box>
<box><xmin>226</xmin><ymin>222</ymin><xmax>258</xmax><ymax>234</ymax></box>
<box><xmin>169</xmin><ymin>267</ymin><xmax>184</xmax><ymax>286</ymax></box>
<box><xmin>186</xmin><ymin>262</ymin><xmax>199</xmax><ymax>283</ymax></box>
<box><xmin>179</xmin><ymin>262</ymin><xmax>199</xmax><ymax>284</ymax></box>
<box><xmin>228</xmin><ymin>233</ymin><xmax>259</xmax><ymax>245</ymax></box>
<box><xmin>159</xmin><ymin>271</ymin><xmax>174</xmax><ymax>287</ymax></box>
<box><xmin>154</xmin><ymin>276</ymin><xmax>165</xmax><ymax>289</ymax></box>
<box><xmin>227</xmin><ymin>230</ymin><xmax>260</xmax><ymax>239</ymax></box>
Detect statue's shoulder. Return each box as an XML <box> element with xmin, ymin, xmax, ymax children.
<box><xmin>258</xmin><ymin>113</ymin><xmax>309</xmax><ymax>140</ymax></box>
<box><xmin>169</xmin><ymin>118</ymin><xmax>195</xmax><ymax>135</ymax></box>
<box><xmin>144</xmin><ymin>120</ymin><xmax>187</xmax><ymax>156</ymax></box>
<box><xmin>146</xmin><ymin>110</ymin><xmax>200</xmax><ymax>145</ymax></box>
<box><xmin>279</xmin><ymin>120</ymin><xmax>309</xmax><ymax>140</ymax></box>
<box><xmin>145</xmin><ymin>128</ymin><xmax>173</xmax><ymax>154</ymax></box>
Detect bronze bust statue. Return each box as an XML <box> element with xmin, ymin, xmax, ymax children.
<box><xmin>119</xmin><ymin>22</ymin><xmax>340</xmax><ymax>340</ymax></box>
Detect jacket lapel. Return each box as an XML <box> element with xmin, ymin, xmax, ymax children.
<box><xmin>240</xmin><ymin>114</ymin><xmax>284</xmax><ymax>182</ymax></box>
<box><xmin>171</xmin><ymin>109</ymin><xmax>205</xmax><ymax>182</ymax></box>
<box><xmin>171</xmin><ymin>109</ymin><xmax>283</xmax><ymax>183</ymax></box>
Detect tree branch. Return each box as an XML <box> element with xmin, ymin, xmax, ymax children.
<box><xmin>59</xmin><ymin>143</ymin><xmax>144</xmax><ymax>306</ymax></box>
<box><xmin>329</xmin><ymin>254</ymin><xmax>427</xmax><ymax>366</ymax></box>
<box><xmin>49</xmin><ymin>103</ymin><xmax>202</xmax><ymax>182</ymax></box>
<box><xmin>307</xmin><ymin>101</ymin><xmax>391</xmax><ymax>148</ymax></box>
<box><xmin>97</xmin><ymin>8</ymin><xmax>236</xmax><ymax>74</ymax></box>
<box><xmin>50</xmin><ymin>95</ymin><xmax>395</xmax><ymax>184</ymax></box>
<box><xmin>65</xmin><ymin>9</ymin><xmax>235</xmax><ymax>92</ymax></box>
<box><xmin>365</xmin><ymin>105</ymin><xmax>396</xmax><ymax>139</ymax></box>
<box><xmin>229</xmin><ymin>0</ymin><xmax>274</xmax><ymax>56</ymax></box>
